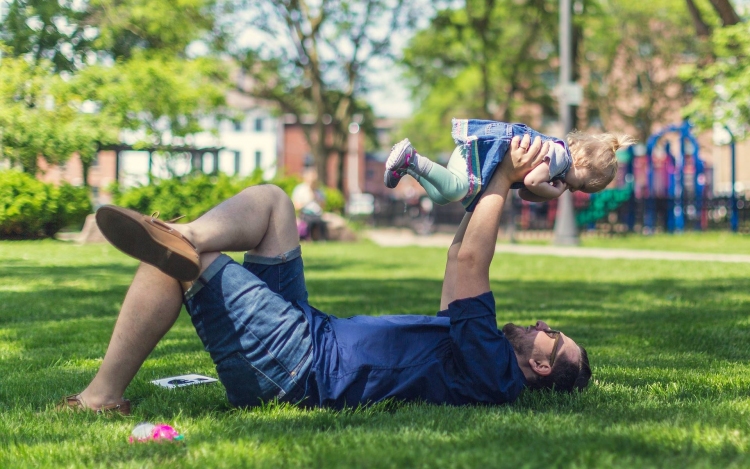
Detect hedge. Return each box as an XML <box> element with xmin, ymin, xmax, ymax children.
<box><xmin>111</xmin><ymin>172</ymin><xmax>345</xmax><ymax>222</ymax></box>
<box><xmin>0</xmin><ymin>170</ymin><xmax>92</xmax><ymax>239</ymax></box>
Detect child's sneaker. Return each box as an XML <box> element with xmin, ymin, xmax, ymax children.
<box><xmin>384</xmin><ymin>138</ymin><xmax>416</xmax><ymax>188</ymax></box>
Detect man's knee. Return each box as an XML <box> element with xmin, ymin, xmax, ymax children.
<box><xmin>249</xmin><ymin>184</ymin><xmax>292</xmax><ymax>206</ymax></box>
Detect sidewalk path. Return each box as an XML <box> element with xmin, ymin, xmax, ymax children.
<box><xmin>365</xmin><ymin>229</ymin><xmax>750</xmax><ymax>264</ymax></box>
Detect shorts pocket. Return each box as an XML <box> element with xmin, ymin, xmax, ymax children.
<box><xmin>216</xmin><ymin>352</ymin><xmax>288</xmax><ymax>408</ymax></box>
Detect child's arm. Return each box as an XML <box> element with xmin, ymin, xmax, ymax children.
<box><xmin>522</xmin><ymin>162</ymin><xmax>568</xmax><ymax>199</ymax></box>
<box><xmin>517</xmin><ymin>187</ymin><xmax>553</xmax><ymax>202</ymax></box>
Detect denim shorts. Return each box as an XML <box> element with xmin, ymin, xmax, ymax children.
<box><xmin>183</xmin><ymin>246</ymin><xmax>313</xmax><ymax>407</ymax></box>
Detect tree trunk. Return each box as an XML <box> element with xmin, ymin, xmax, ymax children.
<box><xmin>708</xmin><ymin>0</ymin><xmax>741</xmax><ymax>26</ymax></box>
<box><xmin>82</xmin><ymin>161</ymin><xmax>90</xmax><ymax>187</ymax></box>
<box><xmin>685</xmin><ymin>0</ymin><xmax>712</xmax><ymax>37</ymax></box>
<box><xmin>312</xmin><ymin>121</ymin><xmax>328</xmax><ymax>187</ymax></box>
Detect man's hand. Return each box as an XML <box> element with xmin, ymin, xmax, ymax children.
<box><xmin>499</xmin><ymin>134</ymin><xmax>550</xmax><ymax>183</ymax></box>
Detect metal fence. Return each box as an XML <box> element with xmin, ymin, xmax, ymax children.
<box><xmin>367</xmin><ymin>195</ymin><xmax>750</xmax><ymax>235</ymax></box>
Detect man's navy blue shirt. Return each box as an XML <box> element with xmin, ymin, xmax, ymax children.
<box><xmin>298</xmin><ymin>291</ymin><xmax>527</xmax><ymax>409</ymax></box>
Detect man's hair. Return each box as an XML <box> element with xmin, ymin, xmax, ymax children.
<box><xmin>526</xmin><ymin>345</ymin><xmax>592</xmax><ymax>393</ymax></box>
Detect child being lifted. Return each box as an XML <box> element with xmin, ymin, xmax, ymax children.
<box><xmin>384</xmin><ymin>118</ymin><xmax>636</xmax><ymax>210</ymax></box>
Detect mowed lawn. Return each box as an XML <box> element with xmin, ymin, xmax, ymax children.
<box><xmin>1</xmin><ymin>236</ymin><xmax>750</xmax><ymax>468</ymax></box>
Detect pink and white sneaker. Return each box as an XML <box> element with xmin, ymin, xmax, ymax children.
<box><xmin>384</xmin><ymin>138</ymin><xmax>416</xmax><ymax>189</ymax></box>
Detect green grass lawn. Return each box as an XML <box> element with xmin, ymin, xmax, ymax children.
<box><xmin>1</xmin><ymin>238</ymin><xmax>750</xmax><ymax>468</ymax></box>
<box><xmin>579</xmin><ymin>231</ymin><xmax>750</xmax><ymax>255</ymax></box>
<box><xmin>503</xmin><ymin>230</ymin><xmax>750</xmax><ymax>255</ymax></box>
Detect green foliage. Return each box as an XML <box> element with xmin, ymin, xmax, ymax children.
<box><xmin>111</xmin><ymin>173</ymin><xmax>311</xmax><ymax>222</ymax></box>
<box><xmin>271</xmin><ymin>174</ymin><xmax>304</xmax><ymax>198</ymax></box>
<box><xmin>400</xmin><ymin>0</ymin><xmax>558</xmax><ymax>156</ymax></box>
<box><xmin>583</xmin><ymin>0</ymin><xmax>702</xmax><ymax>140</ymax></box>
<box><xmin>681</xmin><ymin>23</ymin><xmax>750</xmax><ymax>139</ymax></box>
<box><xmin>0</xmin><ymin>170</ymin><xmax>91</xmax><ymax>238</ymax></box>
<box><xmin>321</xmin><ymin>185</ymin><xmax>346</xmax><ymax>213</ymax></box>
<box><xmin>237</xmin><ymin>0</ymin><xmax>416</xmax><ymax>189</ymax></box>
<box><xmin>0</xmin><ymin>0</ymin><xmax>229</xmax><ymax>180</ymax></box>
<box><xmin>0</xmin><ymin>52</ymin><xmax>120</xmax><ymax>177</ymax></box>
<box><xmin>0</xmin><ymin>55</ymin><xmax>68</xmax><ymax>173</ymax></box>
<box><xmin>70</xmin><ymin>54</ymin><xmax>228</xmax><ymax>150</ymax></box>
<box><xmin>0</xmin><ymin>0</ymin><xmax>95</xmax><ymax>73</ymax></box>
<box><xmin>0</xmin><ymin>0</ymin><xmax>224</xmax><ymax>71</ymax></box>
<box><xmin>112</xmin><ymin>173</ymin><xmax>250</xmax><ymax>222</ymax></box>
<box><xmin>88</xmin><ymin>0</ymin><xmax>221</xmax><ymax>59</ymax></box>
<box><xmin>47</xmin><ymin>182</ymin><xmax>94</xmax><ymax>236</ymax></box>
<box><xmin>397</xmin><ymin>68</ymin><xmax>487</xmax><ymax>157</ymax></box>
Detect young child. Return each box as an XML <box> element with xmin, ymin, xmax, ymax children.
<box><xmin>384</xmin><ymin>118</ymin><xmax>636</xmax><ymax>211</ymax></box>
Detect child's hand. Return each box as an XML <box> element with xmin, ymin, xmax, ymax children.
<box><xmin>549</xmin><ymin>179</ymin><xmax>568</xmax><ymax>197</ymax></box>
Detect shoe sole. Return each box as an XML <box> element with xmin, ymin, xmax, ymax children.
<box><xmin>385</xmin><ymin>138</ymin><xmax>412</xmax><ymax>171</ymax></box>
<box><xmin>96</xmin><ymin>206</ymin><xmax>200</xmax><ymax>281</ymax></box>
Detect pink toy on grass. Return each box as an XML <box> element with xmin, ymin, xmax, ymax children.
<box><xmin>129</xmin><ymin>422</ymin><xmax>184</xmax><ymax>443</ymax></box>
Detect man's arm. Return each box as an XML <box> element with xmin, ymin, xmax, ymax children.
<box><xmin>452</xmin><ymin>134</ymin><xmax>549</xmax><ymax>300</ymax></box>
<box><xmin>440</xmin><ymin>211</ymin><xmax>472</xmax><ymax>310</ymax></box>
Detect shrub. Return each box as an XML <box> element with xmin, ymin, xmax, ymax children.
<box><xmin>0</xmin><ymin>170</ymin><xmax>91</xmax><ymax>239</ymax></box>
<box><xmin>45</xmin><ymin>183</ymin><xmax>93</xmax><ymax>236</ymax></box>
<box><xmin>112</xmin><ymin>174</ymin><xmax>232</xmax><ymax>222</ymax></box>
<box><xmin>111</xmin><ymin>172</ymin><xmax>346</xmax><ymax>221</ymax></box>
<box><xmin>112</xmin><ymin>173</ymin><xmax>288</xmax><ymax>222</ymax></box>
<box><xmin>321</xmin><ymin>186</ymin><xmax>345</xmax><ymax>213</ymax></box>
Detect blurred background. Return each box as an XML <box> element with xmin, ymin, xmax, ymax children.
<box><xmin>1</xmin><ymin>0</ymin><xmax>749</xmax><ymax>240</ymax></box>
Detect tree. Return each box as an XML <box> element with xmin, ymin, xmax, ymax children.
<box><xmin>399</xmin><ymin>0</ymin><xmax>559</xmax><ymax>157</ymax></box>
<box><xmin>86</xmin><ymin>0</ymin><xmax>224</xmax><ymax>60</ymax></box>
<box><xmin>580</xmin><ymin>0</ymin><xmax>702</xmax><ymax>142</ymax></box>
<box><xmin>682</xmin><ymin>23</ymin><xmax>750</xmax><ymax>139</ymax></box>
<box><xmin>233</xmin><ymin>0</ymin><xmax>420</xmax><ymax>190</ymax></box>
<box><xmin>0</xmin><ymin>0</ymin><xmax>224</xmax><ymax>71</ymax></box>
<box><xmin>0</xmin><ymin>0</ymin><xmax>95</xmax><ymax>72</ymax></box>
<box><xmin>0</xmin><ymin>1</ymin><xmax>230</xmax><ymax>184</ymax></box>
<box><xmin>0</xmin><ymin>54</ymin><xmax>68</xmax><ymax>173</ymax></box>
<box><xmin>69</xmin><ymin>54</ymin><xmax>228</xmax><ymax>175</ymax></box>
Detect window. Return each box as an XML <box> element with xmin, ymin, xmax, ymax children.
<box><xmin>255</xmin><ymin>118</ymin><xmax>263</xmax><ymax>132</ymax></box>
<box><xmin>234</xmin><ymin>151</ymin><xmax>241</xmax><ymax>175</ymax></box>
<box><xmin>233</xmin><ymin>119</ymin><xmax>243</xmax><ymax>131</ymax></box>
<box><xmin>254</xmin><ymin>151</ymin><xmax>262</xmax><ymax>170</ymax></box>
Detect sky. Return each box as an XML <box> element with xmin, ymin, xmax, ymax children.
<box><xmin>367</xmin><ymin>67</ymin><xmax>413</xmax><ymax>119</ymax></box>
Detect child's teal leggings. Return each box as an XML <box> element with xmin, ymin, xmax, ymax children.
<box><xmin>410</xmin><ymin>146</ymin><xmax>470</xmax><ymax>205</ymax></box>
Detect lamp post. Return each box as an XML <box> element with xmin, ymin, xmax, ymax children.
<box><xmin>726</xmin><ymin>125</ymin><xmax>738</xmax><ymax>232</ymax></box>
<box><xmin>553</xmin><ymin>0</ymin><xmax>580</xmax><ymax>245</ymax></box>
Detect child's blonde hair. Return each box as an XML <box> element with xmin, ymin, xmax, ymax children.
<box><xmin>567</xmin><ymin>131</ymin><xmax>637</xmax><ymax>191</ymax></box>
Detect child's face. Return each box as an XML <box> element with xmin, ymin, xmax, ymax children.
<box><xmin>564</xmin><ymin>166</ymin><xmax>591</xmax><ymax>193</ymax></box>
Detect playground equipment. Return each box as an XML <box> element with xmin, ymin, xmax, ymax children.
<box><xmin>642</xmin><ymin>121</ymin><xmax>706</xmax><ymax>233</ymax></box>
<box><xmin>716</xmin><ymin>124</ymin><xmax>739</xmax><ymax>232</ymax></box>
<box><xmin>575</xmin><ymin>121</ymin><xmax>709</xmax><ymax>233</ymax></box>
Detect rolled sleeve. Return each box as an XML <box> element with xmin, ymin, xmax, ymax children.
<box><xmin>439</xmin><ymin>291</ymin><xmax>526</xmax><ymax>403</ymax></box>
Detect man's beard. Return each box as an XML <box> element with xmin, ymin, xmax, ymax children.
<box><xmin>502</xmin><ymin>323</ymin><xmax>532</xmax><ymax>357</ymax></box>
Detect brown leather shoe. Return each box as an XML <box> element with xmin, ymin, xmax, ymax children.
<box><xmin>58</xmin><ymin>394</ymin><xmax>131</xmax><ymax>415</ymax></box>
<box><xmin>96</xmin><ymin>205</ymin><xmax>201</xmax><ymax>281</ymax></box>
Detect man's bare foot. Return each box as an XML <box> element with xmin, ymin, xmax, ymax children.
<box><xmin>58</xmin><ymin>391</ymin><xmax>131</xmax><ymax>415</ymax></box>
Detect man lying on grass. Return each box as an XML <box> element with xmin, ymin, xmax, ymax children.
<box><xmin>60</xmin><ymin>134</ymin><xmax>590</xmax><ymax>415</ymax></box>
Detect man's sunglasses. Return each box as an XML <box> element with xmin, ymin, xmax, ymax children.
<box><xmin>544</xmin><ymin>329</ymin><xmax>562</xmax><ymax>367</ymax></box>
